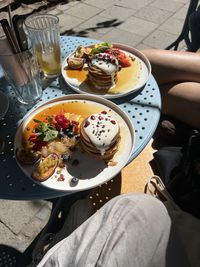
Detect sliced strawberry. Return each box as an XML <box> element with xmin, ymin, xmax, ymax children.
<box><xmin>119</xmin><ymin>55</ymin><xmax>131</xmax><ymax>67</ymax></box>
<box><xmin>105</xmin><ymin>48</ymin><xmax>131</xmax><ymax>67</ymax></box>
<box><xmin>32</xmin><ymin>140</ymin><xmax>48</xmax><ymax>151</ymax></box>
<box><xmin>29</xmin><ymin>133</ymin><xmax>38</xmax><ymax>143</ymax></box>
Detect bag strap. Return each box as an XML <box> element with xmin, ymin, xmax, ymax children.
<box><xmin>145</xmin><ymin>175</ymin><xmax>178</xmax><ymax>208</ymax></box>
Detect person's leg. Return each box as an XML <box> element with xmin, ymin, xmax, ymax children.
<box><xmin>142</xmin><ymin>49</ymin><xmax>200</xmax><ymax>128</ymax></box>
<box><xmin>37</xmin><ymin>193</ymin><xmax>188</xmax><ymax>267</ymax></box>
<box><xmin>160</xmin><ymin>82</ymin><xmax>200</xmax><ymax>128</ymax></box>
<box><xmin>142</xmin><ymin>49</ymin><xmax>200</xmax><ymax>85</ymax></box>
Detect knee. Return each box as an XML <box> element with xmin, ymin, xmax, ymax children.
<box><xmin>111</xmin><ymin>193</ymin><xmax>167</xmax><ymax>215</ymax></box>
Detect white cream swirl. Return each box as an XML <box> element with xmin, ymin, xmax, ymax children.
<box><xmin>83</xmin><ymin>111</ymin><xmax>119</xmax><ymax>155</ymax></box>
<box><xmin>91</xmin><ymin>53</ymin><xmax>118</xmax><ymax>75</ymax></box>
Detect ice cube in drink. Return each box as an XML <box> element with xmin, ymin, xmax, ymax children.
<box><xmin>36</xmin><ymin>44</ymin><xmax>61</xmax><ymax>77</ymax></box>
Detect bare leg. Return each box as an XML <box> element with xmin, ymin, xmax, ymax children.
<box><xmin>161</xmin><ymin>82</ymin><xmax>200</xmax><ymax>128</ymax></box>
<box><xmin>142</xmin><ymin>49</ymin><xmax>200</xmax><ymax>128</ymax></box>
<box><xmin>142</xmin><ymin>49</ymin><xmax>200</xmax><ymax>85</ymax></box>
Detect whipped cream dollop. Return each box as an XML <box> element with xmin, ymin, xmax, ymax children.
<box><xmin>91</xmin><ymin>53</ymin><xmax>118</xmax><ymax>75</ymax></box>
<box><xmin>83</xmin><ymin>111</ymin><xmax>119</xmax><ymax>155</ymax></box>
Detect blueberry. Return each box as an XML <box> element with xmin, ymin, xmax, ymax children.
<box><xmin>67</xmin><ymin>132</ymin><xmax>74</xmax><ymax>138</ymax></box>
<box><xmin>62</xmin><ymin>154</ymin><xmax>71</xmax><ymax>162</ymax></box>
<box><xmin>70</xmin><ymin>177</ymin><xmax>79</xmax><ymax>185</ymax></box>
<box><xmin>64</xmin><ymin>128</ymin><xmax>70</xmax><ymax>134</ymax></box>
<box><xmin>58</xmin><ymin>131</ymin><xmax>65</xmax><ymax>139</ymax></box>
<box><xmin>68</xmin><ymin>124</ymin><xmax>73</xmax><ymax>131</ymax></box>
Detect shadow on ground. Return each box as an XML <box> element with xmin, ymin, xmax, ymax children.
<box><xmin>61</xmin><ymin>19</ymin><xmax>123</xmax><ymax>37</ymax></box>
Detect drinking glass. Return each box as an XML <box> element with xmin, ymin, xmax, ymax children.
<box><xmin>24</xmin><ymin>14</ymin><xmax>61</xmax><ymax>78</ymax></box>
<box><xmin>0</xmin><ymin>46</ymin><xmax>43</xmax><ymax>105</ymax></box>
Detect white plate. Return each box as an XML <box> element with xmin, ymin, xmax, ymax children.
<box><xmin>61</xmin><ymin>43</ymin><xmax>151</xmax><ymax>99</ymax></box>
<box><xmin>0</xmin><ymin>91</ymin><xmax>9</xmax><ymax>119</ymax></box>
<box><xmin>14</xmin><ymin>94</ymin><xmax>134</xmax><ymax>192</ymax></box>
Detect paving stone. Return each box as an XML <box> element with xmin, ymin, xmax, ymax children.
<box><xmin>36</xmin><ymin>203</ymin><xmax>52</xmax><ymax>221</ymax></box>
<box><xmin>178</xmin><ymin>40</ymin><xmax>187</xmax><ymax>50</ymax></box>
<box><xmin>79</xmin><ymin>15</ymin><xmax>118</xmax><ymax>34</ymax></box>
<box><xmin>46</xmin><ymin>7</ymin><xmax>62</xmax><ymax>16</ymax></box>
<box><xmin>67</xmin><ymin>0</ymin><xmax>80</xmax><ymax>7</ymax></box>
<box><xmin>0</xmin><ymin>200</ymin><xmax>46</xmax><ymax>235</ymax></box>
<box><xmin>63</xmin><ymin>26</ymin><xmax>102</xmax><ymax>39</ymax></box>
<box><xmin>101</xmin><ymin>28</ymin><xmax>143</xmax><ymax>47</ymax></box>
<box><xmin>65</xmin><ymin>3</ymin><xmax>102</xmax><ymax>20</ymax></box>
<box><xmin>173</xmin><ymin>0</ymin><xmax>188</xmax><ymax>3</ymax></box>
<box><xmin>0</xmin><ymin>222</ymin><xmax>16</xmax><ymax>247</ymax></box>
<box><xmin>117</xmin><ymin>0</ymin><xmax>154</xmax><ymax>10</ymax></box>
<box><xmin>56</xmin><ymin>3</ymin><xmax>73</xmax><ymax>11</ymax></box>
<box><xmin>172</xmin><ymin>4</ymin><xmax>188</xmax><ymax>20</ymax></box>
<box><xmin>117</xmin><ymin>16</ymin><xmax>158</xmax><ymax>37</ymax></box>
<box><xmin>84</xmin><ymin>30</ymin><xmax>103</xmax><ymax>41</ymax></box>
<box><xmin>134</xmin><ymin>5</ymin><xmax>173</xmax><ymax>24</ymax></box>
<box><xmin>13</xmin><ymin>235</ymin><xmax>30</xmax><ymax>252</ymax></box>
<box><xmin>99</xmin><ymin>5</ymin><xmax>135</xmax><ymax>20</ymax></box>
<box><xmin>135</xmin><ymin>43</ymin><xmax>153</xmax><ymax>50</ymax></box>
<box><xmin>151</xmin><ymin>0</ymin><xmax>184</xmax><ymax>12</ymax></box>
<box><xmin>85</xmin><ymin>0</ymin><xmax>118</xmax><ymax>9</ymax></box>
<box><xmin>159</xmin><ymin>16</ymin><xmax>184</xmax><ymax>35</ymax></box>
<box><xmin>142</xmin><ymin>29</ymin><xmax>177</xmax><ymax>49</ymax></box>
<box><xmin>21</xmin><ymin>217</ymin><xmax>45</xmax><ymax>240</ymax></box>
<box><xmin>58</xmin><ymin>13</ymin><xmax>84</xmax><ymax>32</ymax></box>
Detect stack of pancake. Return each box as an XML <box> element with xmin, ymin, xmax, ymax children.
<box><xmin>88</xmin><ymin>53</ymin><xmax>119</xmax><ymax>90</ymax></box>
<box><xmin>79</xmin><ymin>112</ymin><xmax>120</xmax><ymax>161</ymax></box>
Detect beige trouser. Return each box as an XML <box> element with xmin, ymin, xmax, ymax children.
<box><xmin>37</xmin><ymin>193</ymin><xmax>190</xmax><ymax>267</ymax></box>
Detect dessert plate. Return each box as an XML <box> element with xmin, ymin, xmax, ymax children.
<box><xmin>61</xmin><ymin>43</ymin><xmax>151</xmax><ymax>99</ymax></box>
<box><xmin>14</xmin><ymin>94</ymin><xmax>134</xmax><ymax>192</ymax></box>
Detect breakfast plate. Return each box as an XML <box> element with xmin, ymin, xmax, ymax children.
<box><xmin>61</xmin><ymin>43</ymin><xmax>151</xmax><ymax>99</ymax></box>
<box><xmin>14</xmin><ymin>94</ymin><xmax>134</xmax><ymax>192</ymax></box>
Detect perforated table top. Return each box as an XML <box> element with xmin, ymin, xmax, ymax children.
<box><xmin>0</xmin><ymin>36</ymin><xmax>161</xmax><ymax>200</ymax></box>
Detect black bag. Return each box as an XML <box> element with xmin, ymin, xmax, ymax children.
<box><xmin>154</xmin><ymin>130</ymin><xmax>200</xmax><ymax>218</ymax></box>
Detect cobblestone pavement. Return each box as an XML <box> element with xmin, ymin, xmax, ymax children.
<box><xmin>0</xmin><ymin>0</ymin><xmax>189</xmax><ymax>255</ymax></box>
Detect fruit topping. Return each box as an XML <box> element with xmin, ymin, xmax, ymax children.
<box><xmin>32</xmin><ymin>153</ymin><xmax>59</xmax><ymax>182</ymax></box>
<box><xmin>105</xmin><ymin>48</ymin><xmax>131</xmax><ymax>67</ymax></box>
<box><xmin>62</xmin><ymin>154</ymin><xmax>71</xmax><ymax>163</ymax></box>
<box><xmin>70</xmin><ymin>177</ymin><xmax>79</xmax><ymax>186</ymax></box>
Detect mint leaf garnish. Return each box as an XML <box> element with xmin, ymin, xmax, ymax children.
<box><xmin>33</xmin><ymin>118</ymin><xmax>58</xmax><ymax>142</ymax></box>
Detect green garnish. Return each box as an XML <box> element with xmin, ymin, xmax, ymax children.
<box><xmin>33</xmin><ymin>118</ymin><xmax>58</xmax><ymax>142</ymax></box>
<box><xmin>91</xmin><ymin>42</ymin><xmax>112</xmax><ymax>55</ymax></box>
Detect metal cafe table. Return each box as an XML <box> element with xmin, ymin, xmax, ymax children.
<box><xmin>0</xmin><ymin>36</ymin><xmax>161</xmax><ymax>200</ymax></box>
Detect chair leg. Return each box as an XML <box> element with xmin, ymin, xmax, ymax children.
<box><xmin>166</xmin><ymin>0</ymin><xmax>199</xmax><ymax>50</ymax></box>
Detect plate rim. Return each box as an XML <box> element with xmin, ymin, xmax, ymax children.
<box><xmin>61</xmin><ymin>43</ymin><xmax>151</xmax><ymax>99</ymax></box>
<box><xmin>14</xmin><ymin>94</ymin><xmax>135</xmax><ymax>192</ymax></box>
